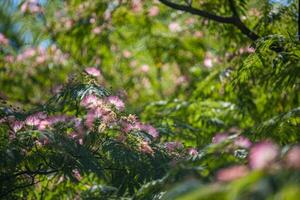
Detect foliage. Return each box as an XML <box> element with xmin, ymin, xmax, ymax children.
<box><xmin>0</xmin><ymin>0</ymin><xmax>300</xmax><ymax>199</ymax></box>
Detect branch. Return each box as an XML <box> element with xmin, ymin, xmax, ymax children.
<box><xmin>158</xmin><ymin>0</ymin><xmax>260</xmax><ymax>41</ymax></box>
<box><xmin>159</xmin><ymin>0</ymin><xmax>234</xmax><ymax>24</ymax></box>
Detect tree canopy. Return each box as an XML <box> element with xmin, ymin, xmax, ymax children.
<box><xmin>0</xmin><ymin>0</ymin><xmax>300</xmax><ymax>199</ymax></box>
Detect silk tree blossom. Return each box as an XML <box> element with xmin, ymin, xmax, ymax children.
<box><xmin>85</xmin><ymin>67</ymin><xmax>101</xmax><ymax>77</ymax></box>
<box><xmin>249</xmin><ymin>141</ymin><xmax>279</xmax><ymax>169</ymax></box>
<box><xmin>212</xmin><ymin>133</ymin><xmax>229</xmax><ymax>144</ymax></box>
<box><xmin>21</xmin><ymin>0</ymin><xmax>43</xmax><ymax>14</ymax></box>
<box><xmin>140</xmin><ymin>141</ymin><xmax>154</xmax><ymax>155</ymax></box>
<box><xmin>169</xmin><ymin>22</ymin><xmax>181</xmax><ymax>32</ymax></box>
<box><xmin>92</xmin><ymin>27</ymin><xmax>102</xmax><ymax>34</ymax></box>
<box><xmin>122</xmin><ymin>50</ymin><xmax>132</xmax><ymax>58</ymax></box>
<box><xmin>148</xmin><ymin>6</ymin><xmax>159</xmax><ymax>17</ymax></box>
<box><xmin>141</xmin><ymin>124</ymin><xmax>159</xmax><ymax>138</ymax></box>
<box><xmin>37</xmin><ymin>115</ymin><xmax>69</xmax><ymax>130</ymax></box>
<box><xmin>187</xmin><ymin>148</ymin><xmax>198</xmax><ymax>156</ymax></box>
<box><xmin>25</xmin><ymin>112</ymin><xmax>47</xmax><ymax>126</ymax></box>
<box><xmin>234</xmin><ymin>136</ymin><xmax>252</xmax><ymax>148</ymax></box>
<box><xmin>0</xmin><ymin>33</ymin><xmax>9</xmax><ymax>45</ymax></box>
<box><xmin>165</xmin><ymin>141</ymin><xmax>183</xmax><ymax>152</ymax></box>
<box><xmin>11</xmin><ymin>120</ymin><xmax>24</xmax><ymax>133</ymax></box>
<box><xmin>286</xmin><ymin>145</ymin><xmax>300</xmax><ymax>169</ymax></box>
<box><xmin>140</xmin><ymin>64</ymin><xmax>149</xmax><ymax>73</ymax></box>
<box><xmin>217</xmin><ymin>165</ymin><xmax>249</xmax><ymax>182</ymax></box>
<box><xmin>106</xmin><ymin>96</ymin><xmax>125</xmax><ymax>111</ymax></box>
<box><xmin>80</xmin><ymin>94</ymin><xmax>103</xmax><ymax>109</ymax></box>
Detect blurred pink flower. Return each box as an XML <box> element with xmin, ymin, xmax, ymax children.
<box><xmin>188</xmin><ymin>148</ymin><xmax>198</xmax><ymax>156</ymax></box>
<box><xmin>132</xmin><ymin>0</ymin><xmax>142</xmax><ymax>13</ymax></box>
<box><xmin>234</xmin><ymin>136</ymin><xmax>252</xmax><ymax>148</ymax></box>
<box><xmin>25</xmin><ymin>112</ymin><xmax>47</xmax><ymax>126</ymax></box>
<box><xmin>141</xmin><ymin>124</ymin><xmax>159</xmax><ymax>138</ymax></box>
<box><xmin>11</xmin><ymin>120</ymin><xmax>24</xmax><ymax>132</ymax></box>
<box><xmin>286</xmin><ymin>145</ymin><xmax>300</xmax><ymax>169</ymax></box>
<box><xmin>148</xmin><ymin>6</ymin><xmax>159</xmax><ymax>17</ymax></box>
<box><xmin>80</xmin><ymin>94</ymin><xmax>103</xmax><ymax>108</ymax></box>
<box><xmin>5</xmin><ymin>55</ymin><xmax>14</xmax><ymax>63</ymax></box>
<box><xmin>92</xmin><ymin>27</ymin><xmax>102</xmax><ymax>34</ymax></box>
<box><xmin>140</xmin><ymin>64</ymin><xmax>149</xmax><ymax>73</ymax></box>
<box><xmin>85</xmin><ymin>67</ymin><xmax>101</xmax><ymax>77</ymax></box>
<box><xmin>0</xmin><ymin>33</ymin><xmax>9</xmax><ymax>45</ymax></box>
<box><xmin>176</xmin><ymin>75</ymin><xmax>188</xmax><ymax>85</ymax></box>
<box><xmin>123</xmin><ymin>50</ymin><xmax>132</xmax><ymax>58</ymax></box>
<box><xmin>106</xmin><ymin>96</ymin><xmax>125</xmax><ymax>111</ymax></box>
<box><xmin>217</xmin><ymin>165</ymin><xmax>249</xmax><ymax>181</ymax></box>
<box><xmin>165</xmin><ymin>141</ymin><xmax>183</xmax><ymax>152</ymax></box>
<box><xmin>89</xmin><ymin>17</ymin><xmax>96</xmax><ymax>24</ymax></box>
<box><xmin>140</xmin><ymin>141</ymin><xmax>154</xmax><ymax>154</ymax></box>
<box><xmin>249</xmin><ymin>141</ymin><xmax>278</xmax><ymax>169</ymax></box>
<box><xmin>194</xmin><ymin>31</ymin><xmax>204</xmax><ymax>38</ymax></box>
<box><xmin>212</xmin><ymin>133</ymin><xmax>228</xmax><ymax>144</ymax></box>
<box><xmin>204</xmin><ymin>57</ymin><xmax>213</xmax><ymax>68</ymax></box>
<box><xmin>72</xmin><ymin>169</ymin><xmax>82</xmax><ymax>181</ymax></box>
<box><xmin>169</xmin><ymin>22</ymin><xmax>181</xmax><ymax>32</ymax></box>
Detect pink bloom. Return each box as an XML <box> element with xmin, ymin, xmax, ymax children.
<box><xmin>168</xmin><ymin>22</ymin><xmax>181</xmax><ymax>32</ymax></box>
<box><xmin>249</xmin><ymin>141</ymin><xmax>278</xmax><ymax>169</ymax></box>
<box><xmin>234</xmin><ymin>136</ymin><xmax>252</xmax><ymax>148</ymax></box>
<box><xmin>132</xmin><ymin>0</ymin><xmax>142</xmax><ymax>13</ymax></box>
<box><xmin>85</xmin><ymin>108</ymin><xmax>105</xmax><ymax>128</ymax></box>
<box><xmin>141</xmin><ymin>124</ymin><xmax>159</xmax><ymax>138</ymax></box>
<box><xmin>85</xmin><ymin>67</ymin><xmax>101</xmax><ymax>77</ymax></box>
<box><xmin>80</xmin><ymin>94</ymin><xmax>102</xmax><ymax>108</ymax></box>
<box><xmin>217</xmin><ymin>165</ymin><xmax>249</xmax><ymax>182</ymax></box>
<box><xmin>140</xmin><ymin>141</ymin><xmax>154</xmax><ymax>154</ymax></box>
<box><xmin>123</xmin><ymin>50</ymin><xmax>132</xmax><ymax>58</ymax></box>
<box><xmin>72</xmin><ymin>169</ymin><xmax>82</xmax><ymax>181</ymax></box>
<box><xmin>140</xmin><ymin>64</ymin><xmax>149</xmax><ymax>73</ymax></box>
<box><xmin>11</xmin><ymin>120</ymin><xmax>24</xmax><ymax>132</ymax></box>
<box><xmin>0</xmin><ymin>33</ymin><xmax>9</xmax><ymax>45</ymax></box>
<box><xmin>148</xmin><ymin>6</ymin><xmax>159</xmax><ymax>17</ymax></box>
<box><xmin>286</xmin><ymin>145</ymin><xmax>300</xmax><ymax>169</ymax></box>
<box><xmin>5</xmin><ymin>55</ymin><xmax>14</xmax><ymax>63</ymax></box>
<box><xmin>188</xmin><ymin>148</ymin><xmax>198</xmax><ymax>156</ymax></box>
<box><xmin>212</xmin><ymin>133</ymin><xmax>228</xmax><ymax>144</ymax></box>
<box><xmin>89</xmin><ymin>17</ymin><xmax>96</xmax><ymax>24</ymax></box>
<box><xmin>25</xmin><ymin>112</ymin><xmax>47</xmax><ymax>126</ymax></box>
<box><xmin>165</xmin><ymin>141</ymin><xmax>183</xmax><ymax>152</ymax></box>
<box><xmin>92</xmin><ymin>27</ymin><xmax>102</xmax><ymax>34</ymax></box>
<box><xmin>194</xmin><ymin>31</ymin><xmax>204</xmax><ymax>38</ymax></box>
<box><xmin>106</xmin><ymin>96</ymin><xmax>125</xmax><ymax>111</ymax></box>
<box><xmin>176</xmin><ymin>75</ymin><xmax>188</xmax><ymax>85</ymax></box>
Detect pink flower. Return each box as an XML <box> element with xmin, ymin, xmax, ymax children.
<box><xmin>0</xmin><ymin>33</ymin><xmax>9</xmax><ymax>45</ymax></box>
<box><xmin>168</xmin><ymin>22</ymin><xmax>181</xmax><ymax>32</ymax></box>
<box><xmin>80</xmin><ymin>94</ymin><xmax>103</xmax><ymax>108</ymax></box>
<box><xmin>106</xmin><ymin>96</ymin><xmax>125</xmax><ymax>111</ymax></box>
<box><xmin>140</xmin><ymin>64</ymin><xmax>149</xmax><ymax>73</ymax></box>
<box><xmin>148</xmin><ymin>6</ymin><xmax>159</xmax><ymax>17</ymax></box>
<box><xmin>123</xmin><ymin>50</ymin><xmax>132</xmax><ymax>58</ymax></box>
<box><xmin>11</xmin><ymin>120</ymin><xmax>24</xmax><ymax>132</ymax></box>
<box><xmin>140</xmin><ymin>141</ymin><xmax>154</xmax><ymax>154</ymax></box>
<box><xmin>286</xmin><ymin>145</ymin><xmax>300</xmax><ymax>169</ymax></box>
<box><xmin>85</xmin><ymin>108</ymin><xmax>106</xmax><ymax>128</ymax></box>
<box><xmin>25</xmin><ymin>112</ymin><xmax>47</xmax><ymax>126</ymax></box>
<box><xmin>141</xmin><ymin>124</ymin><xmax>159</xmax><ymax>138</ymax></box>
<box><xmin>72</xmin><ymin>169</ymin><xmax>82</xmax><ymax>181</ymax></box>
<box><xmin>212</xmin><ymin>133</ymin><xmax>229</xmax><ymax>144</ymax></box>
<box><xmin>176</xmin><ymin>75</ymin><xmax>188</xmax><ymax>85</ymax></box>
<box><xmin>165</xmin><ymin>141</ymin><xmax>183</xmax><ymax>152</ymax></box>
<box><xmin>234</xmin><ymin>136</ymin><xmax>252</xmax><ymax>148</ymax></box>
<box><xmin>249</xmin><ymin>141</ymin><xmax>278</xmax><ymax>169</ymax></box>
<box><xmin>85</xmin><ymin>67</ymin><xmax>101</xmax><ymax>77</ymax></box>
<box><xmin>92</xmin><ymin>27</ymin><xmax>102</xmax><ymax>34</ymax></box>
<box><xmin>217</xmin><ymin>165</ymin><xmax>249</xmax><ymax>182</ymax></box>
<box><xmin>204</xmin><ymin>57</ymin><xmax>213</xmax><ymax>68</ymax></box>
<box><xmin>188</xmin><ymin>148</ymin><xmax>198</xmax><ymax>156</ymax></box>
